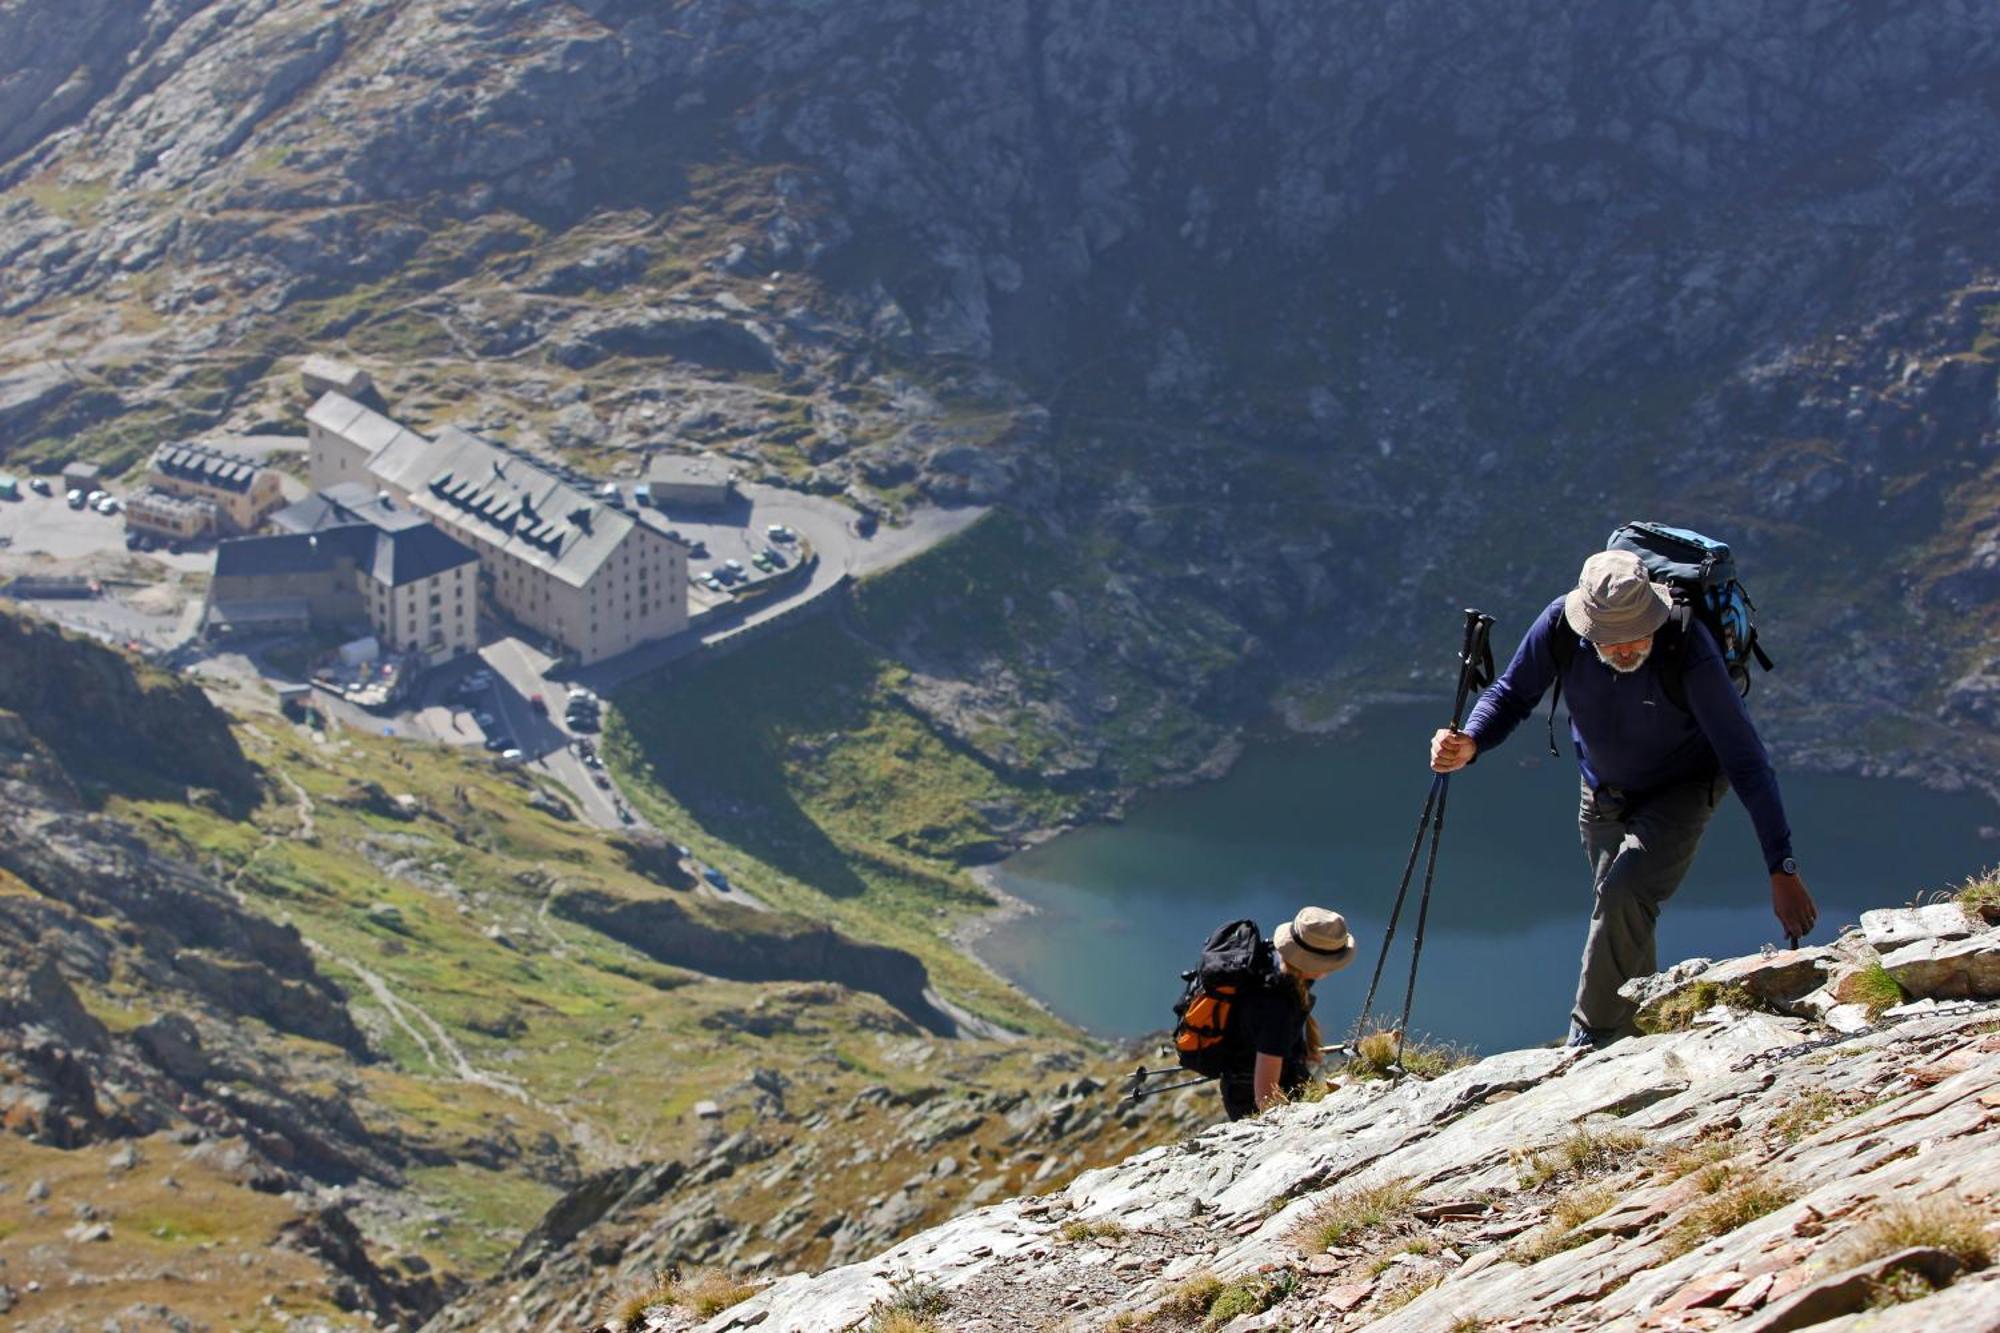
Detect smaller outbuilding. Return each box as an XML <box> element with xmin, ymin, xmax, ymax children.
<box><xmin>300</xmin><ymin>354</ymin><xmax>375</xmax><ymax>401</ymax></box>
<box><xmin>645</xmin><ymin>454</ymin><xmax>736</xmax><ymax>510</ymax></box>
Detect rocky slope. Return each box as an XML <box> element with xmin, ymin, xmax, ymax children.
<box><xmin>606</xmin><ymin>904</ymin><xmax>2000</xmax><ymax>1333</ymax></box>
<box><xmin>3</xmin><ymin>0</ymin><xmax>2000</xmax><ymax>817</ymax></box>
<box><xmin>0</xmin><ymin>609</ymin><xmax>257</xmax><ymax>809</ymax></box>
<box><xmin>0</xmin><ymin>608</ymin><xmax>1211</xmax><ymax>1330</ymax></box>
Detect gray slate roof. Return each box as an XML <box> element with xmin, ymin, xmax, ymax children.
<box><xmin>152</xmin><ymin>441</ymin><xmax>264</xmax><ymax>494</ymax></box>
<box><xmin>214</xmin><ymin>518</ymin><xmax>473</xmax><ymax>589</ymax></box>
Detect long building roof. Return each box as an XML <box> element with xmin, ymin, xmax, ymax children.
<box><xmin>151</xmin><ymin>441</ymin><xmax>265</xmax><ymax>494</ymax></box>
<box><xmin>308</xmin><ymin>391</ymin><xmax>643</xmax><ymax>588</ymax></box>
<box><xmin>214</xmin><ymin>516</ymin><xmax>474</xmax><ymax>590</ymax></box>
<box><xmin>384</xmin><ymin>426</ymin><xmax>637</xmax><ymax>588</ymax></box>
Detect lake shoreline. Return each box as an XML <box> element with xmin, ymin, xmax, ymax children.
<box><xmin>959</xmin><ymin>699</ymin><xmax>2000</xmax><ymax>1051</ymax></box>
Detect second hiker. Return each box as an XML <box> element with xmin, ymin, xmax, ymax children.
<box><xmin>1217</xmin><ymin>907</ymin><xmax>1357</xmax><ymax>1119</ymax></box>
<box><xmin>1428</xmin><ymin>548</ymin><xmax>1817</xmax><ymax>1048</ymax></box>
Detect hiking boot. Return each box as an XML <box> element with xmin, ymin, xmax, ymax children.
<box><xmin>1565</xmin><ymin>1020</ymin><xmax>1612</xmax><ymax>1050</ymax></box>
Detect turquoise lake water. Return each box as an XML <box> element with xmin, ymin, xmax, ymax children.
<box><xmin>974</xmin><ymin>706</ymin><xmax>1999</xmax><ymax>1054</ymax></box>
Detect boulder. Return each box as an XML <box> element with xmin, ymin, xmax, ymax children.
<box><xmin>1859</xmin><ymin>905</ymin><xmax>1979</xmax><ymax>953</ymax></box>
<box><xmin>1877</xmin><ymin>929</ymin><xmax>2000</xmax><ymax>1000</ymax></box>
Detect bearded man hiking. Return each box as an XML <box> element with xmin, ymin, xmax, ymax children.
<box><xmin>1429</xmin><ymin>548</ymin><xmax>1818</xmax><ymax>1048</ymax></box>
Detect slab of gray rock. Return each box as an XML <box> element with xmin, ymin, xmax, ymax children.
<box><xmin>1861</xmin><ymin>905</ymin><xmax>1980</xmax><ymax>953</ymax></box>
<box><xmin>1878</xmin><ymin>929</ymin><xmax>2000</xmax><ymax>1000</ymax></box>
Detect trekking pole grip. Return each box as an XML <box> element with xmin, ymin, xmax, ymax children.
<box><xmin>1447</xmin><ymin>608</ymin><xmax>1484</xmax><ymax>730</ymax></box>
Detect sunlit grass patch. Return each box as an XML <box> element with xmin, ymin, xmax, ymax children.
<box><xmin>1955</xmin><ymin>865</ymin><xmax>2000</xmax><ymax>923</ymax></box>
<box><xmin>1830</xmin><ymin>1196</ymin><xmax>1995</xmax><ymax>1274</ymax></box>
<box><xmin>1294</xmin><ymin>1179</ymin><xmax>1420</xmax><ymax>1251</ymax></box>
<box><xmin>1348</xmin><ymin>1025</ymin><xmax>1473</xmax><ymax>1081</ymax></box>
<box><xmin>1847</xmin><ymin>962</ymin><xmax>1906</xmax><ymax>1019</ymax></box>
<box><xmin>1638</xmin><ymin>979</ymin><xmax>1757</xmax><ymax>1034</ymax></box>
<box><xmin>1513</xmin><ymin>1126</ymin><xmax>1648</xmax><ymax>1189</ymax></box>
<box><xmin>1663</xmin><ymin>1177</ymin><xmax>1795</xmax><ymax>1258</ymax></box>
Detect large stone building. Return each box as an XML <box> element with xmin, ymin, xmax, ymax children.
<box><xmin>207</xmin><ymin>490</ymin><xmax>479</xmax><ymax>662</ymax></box>
<box><xmin>306</xmin><ymin>392</ymin><xmax>689</xmax><ymax>664</ymax></box>
<box><xmin>146</xmin><ymin>441</ymin><xmax>285</xmax><ymax>534</ymax></box>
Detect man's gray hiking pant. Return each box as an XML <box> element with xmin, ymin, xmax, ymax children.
<box><xmin>1573</xmin><ymin>775</ymin><xmax>1726</xmax><ymax>1035</ymax></box>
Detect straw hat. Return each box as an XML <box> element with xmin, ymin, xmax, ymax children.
<box><xmin>1274</xmin><ymin>906</ymin><xmax>1358</xmax><ymax>979</ymax></box>
<box><xmin>1563</xmin><ymin>549</ymin><xmax>1671</xmax><ymax>645</ymax></box>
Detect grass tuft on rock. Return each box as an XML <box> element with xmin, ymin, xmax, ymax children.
<box><xmin>1507</xmin><ymin>1184</ymin><xmax>1617</xmax><ymax>1264</ymax></box>
<box><xmin>1848</xmin><ymin>962</ymin><xmax>1906</xmax><ymax>1019</ymax></box>
<box><xmin>1348</xmin><ymin>1025</ymin><xmax>1473</xmax><ymax>1081</ymax></box>
<box><xmin>1059</xmin><ymin>1217</ymin><xmax>1127</xmax><ymax>1243</ymax></box>
<box><xmin>607</xmin><ymin>1268</ymin><xmax>756</xmax><ymax>1326</ymax></box>
<box><xmin>1295</xmin><ymin>1179</ymin><xmax>1420</xmax><ymax>1251</ymax></box>
<box><xmin>1638</xmin><ymin>980</ymin><xmax>1758</xmax><ymax>1034</ymax></box>
<box><xmin>1201</xmin><ymin>1275</ymin><xmax>1286</xmax><ymax>1330</ymax></box>
<box><xmin>1652</xmin><ymin>1140</ymin><xmax>1736</xmax><ymax>1184</ymax></box>
<box><xmin>1770</xmin><ymin>1088</ymin><xmax>1849</xmax><ymax>1144</ymax></box>
<box><xmin>864</xmin><ymin>1272</ymin><xmax>949</xmax><ymax>1333</ymax></box>
<box><xmin>1663</xmin><ymin>1177</ymin><xmax>1796</xmax><ymax>1258</ymax></box>
<box><xmin>1956</xmin><ymin>865</ymin><xmax>2000</xmax><ymax>923</ymax></box>
<box><xmin>1514</xmin><ymin>1126</ymin><xmax>1648</xmax><ymax>1189</ymax></box>
<box><xmin>1831</xmin><ymin>1196</ymin><xmax>1995</xmax><ymax>1275</ymax></box>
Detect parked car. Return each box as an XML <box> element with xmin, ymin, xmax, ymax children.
<box><xmin>687</xmin><ymin>540</ymin><xmax>708</xmax><ymax>558</ymax></box>
<box><xmin>702</xmin><ymin>866</ymin><xmax>729</xmax><ymax>889</ymax></box>
<box><xmin>592</xmin><ymin>771</ymin><xmax>611</xmax><ymax>789</ymax></box>
<box><xmin>94</xmin><ymin>496</ymin><xmax>120</xmax><ymax>514</ymax></box>
<box><xmin>498</xmin><ymin>748</ymin><xmax>524</xmax><ymax>766</ymax></box>
<box><xmin>766</xmin><ymin>523</ymin><xmax>795</xmax><ymax>542</ymax></box>
<box><xmin>763</xmin><ymin>545</ymin><xmax>788</xmax><ymax>566</ymax></box>
<box><xmin>474</xmin><ymin>711</ymin><xmax>495</xmax><ymax>729</ymax></box>
<box><xmin>483</xmin><ymin>734</ymin><xmax>514</xmax><ymax>752</ymax></box>
<box><xmin>29</xmin><ymin>478</ymin><xmax>52</xmax><ymax>496</ymax></box>
<box><xmin>751</xmin><ymin>554</ymin><xmax>774</xmax><ymax>572</ymax></box>
<box><xmin>66</xmin><ymin>489</ymin><xmax>86</xmax><ymax>509</ymax></box>
<box><xmin>529</xmin><ymin>693</ymin><xmax>547</xmax><ymax>714</ymax></box>
<box><xmin>723</xmin><ymin>558</ymin><xmax>744</xmax><ymax>573</ymax></box>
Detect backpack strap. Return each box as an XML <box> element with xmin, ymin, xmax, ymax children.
<box><xmin>1546</xmin><ymin>606</ymin><xmax>1696</xmax><ymax>756</ymax></box>
<box><xmin>1655</xmin><ymin>607</ymin><xmax>1693</xmax><ymax>713</ymax></box>
<box><xmin>1546</xmin><ymin>613</ymin><xmax>1576</xmax><ymax>758</ymax></box>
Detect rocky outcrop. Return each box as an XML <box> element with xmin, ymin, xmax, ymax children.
<box><xmin>550</xmin><ymin>886</ymin><xmax>957</xmax><ymax>1036</ymax></box>
<box><xmin>673</xmin><ymin>999</ymin><xmax>2000</xmax><ymax>1333</ymax></box>
<box><xmin>0</xmin><ymin>608</ymin><xmax>257</xmax><ymax>809</ymax></box>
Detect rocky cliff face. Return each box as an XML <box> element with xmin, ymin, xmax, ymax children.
<box><xmin>5</xmin><ymin>1</ymin><xmax>2000</xmax><ymax>807</ymax></box>
<box><xmin>0</xmin><ymin>608</ymin><xmax>258</xmax><ymax>807</ymax></box>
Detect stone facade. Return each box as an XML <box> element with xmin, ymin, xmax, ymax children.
<box><xmin>307</xmin><ymin>392</ymin><xmax>689</xmax><ymax>664</ymax></box>
<box><xmin>146</xmin><ymin>441</ymin><xmax>284</xmax><ymax>534</ymax></box>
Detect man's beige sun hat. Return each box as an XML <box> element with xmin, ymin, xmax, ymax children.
<box><xmin>1274</xmin><ymin>906</ymin><xmax>1358</xmax><ymax>979</ymax></box>
<box><xmin>1564</xmin><ymin>549</ymin><xmax>1672</xmax><ymax>645</ymax></box>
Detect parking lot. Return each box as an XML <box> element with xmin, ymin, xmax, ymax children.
<box><xmin>624</xmin><ymin>491</ymin><xmax>805</xmax><ymax>603</ymax></box>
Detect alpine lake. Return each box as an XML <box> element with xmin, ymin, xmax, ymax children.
<box><xmin>974</xmin><ymin>705</ymin><xmax>2000</xmax><ymax>1056</ymax></box>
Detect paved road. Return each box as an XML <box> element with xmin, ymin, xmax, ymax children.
<box><xmin>570</xmin><ymin>491</ymin><xmax>988</xmax><ymax>693</ymax></box>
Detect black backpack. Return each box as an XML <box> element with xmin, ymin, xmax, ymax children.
<box><xmin>1544</xmin><ymin>522</ymin><xmax>1775</xmax><ymax>755</ymax></box>
<box><xmin>1171</xmin><ymin>919</ymin><xmax>1272</xmax><ymax>1078</ymax></box>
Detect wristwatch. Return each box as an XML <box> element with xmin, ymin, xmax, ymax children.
<box><xmin>1778</xmin><ymin>857</ymin><xmax>1799</xmax><ymax>877</ymax></box>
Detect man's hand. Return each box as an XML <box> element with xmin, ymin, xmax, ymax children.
<box><xmin>1430</xmin><ymin>728</ymin><xmax>1477</xmax><ymax>773</ymax></box>
<box><xmin>1771</xmin><ymin>871</ymin><xmax>1817</xmax><ymax>941</ymax></box>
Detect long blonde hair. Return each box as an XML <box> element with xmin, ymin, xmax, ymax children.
<box><xmin>1287</xmin><ymin>968</ymin><xmax>1322</xmax><ymax>1067</ymax></box>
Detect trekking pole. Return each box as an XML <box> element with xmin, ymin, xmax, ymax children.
<box><xmin>1389</xmin><ymin>612</ymin><xmax>1495</xmax><ymax>1074</ymax></box>
<box><xmin>1127</xmin><ymin>1076</ymin><xmax>1212</xmax><ymax>1103</ymax></box>
<box><xmin>1349</xmin><ymin>609</ymin><xmax>1487</xmax><ymax>1050</ymax></box>
<box><xmin>1124</xmin><ymin>1064</ymin><xmax>1206</xmax><ymax>1104</ymax></box>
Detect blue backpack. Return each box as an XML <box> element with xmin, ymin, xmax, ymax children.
<box><xmin>1545</xmin><ymin>522</ymin><xmax>1773</xmax><ymax>754</ymax></box>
